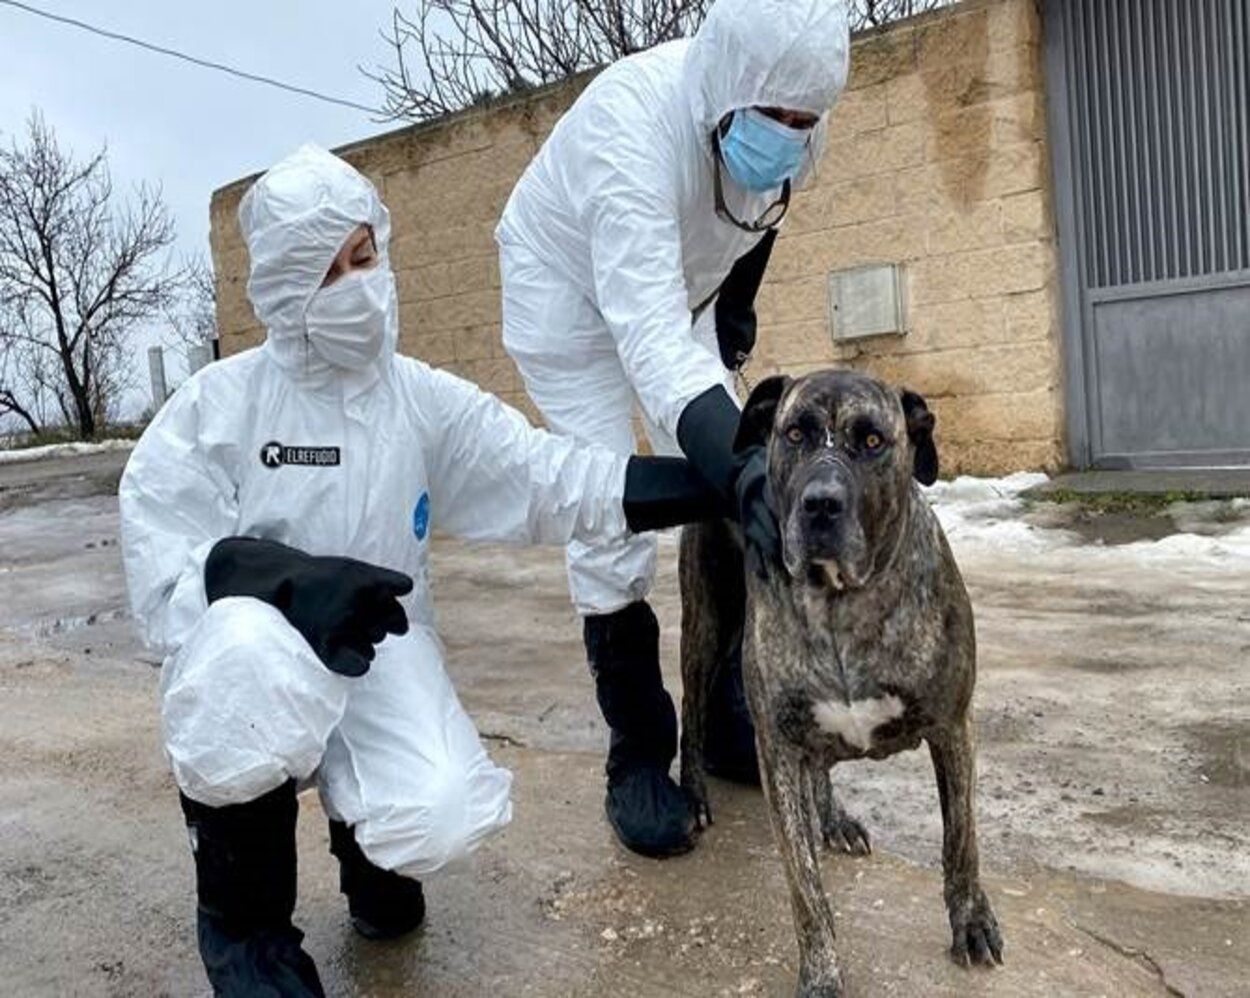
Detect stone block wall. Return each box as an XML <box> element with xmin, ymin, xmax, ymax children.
<box><xmin>210</xmin><ymin>0</ymin><xmax>1064</xmax><ymax>474</ymax></box>
<box><xmin>209</xmin><ymin>78</ymin><xmax>595</xmax><ymax>427</ymax></box>
<box><xmin>753</xmin><ymin>0</ymin><xmax>1063</xmax><ymax>473</ymax></box>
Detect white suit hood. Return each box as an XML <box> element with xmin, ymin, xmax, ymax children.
<box><xmin>684</xmin><ymin>0</ymin><xmax>851</xmax><ymax>135</ymax></box>
<box><xmin>239</xmin><ymin>144</ymin><xmax>393</xmax><ymax>369</ymax></box>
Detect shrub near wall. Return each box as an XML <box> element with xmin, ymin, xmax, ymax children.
<box><xmin>209</xmin><ymin>0</ymin><xmax>1063</xmax><ymax>475</ymax></box>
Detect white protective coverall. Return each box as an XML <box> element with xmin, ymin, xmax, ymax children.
<box><xmin>120</xmin><ymin>144</ymin><xmax>630</xmax><ymax>877</ymax></box>
<box><xmin>495</xmin><ymin>0</ymin><xmax>850</xmax><ymax>615</ymax></box>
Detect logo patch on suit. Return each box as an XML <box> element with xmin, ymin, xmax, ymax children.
<box><xmin>259</xmin><ymin>441</ymin><xmax>341</xmax><ymax>469</ymax></box>
<box><xmin>412</xmin><ymin>492</ymin><xmax>431</xmax><ymax>540</ymax></box>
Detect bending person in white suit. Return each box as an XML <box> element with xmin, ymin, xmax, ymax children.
<box><xmin>496</xmin><ymin>0</ymin><xmax>851</xmax><ymax>856</ymax></box>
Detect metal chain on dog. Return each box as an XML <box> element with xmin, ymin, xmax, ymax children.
<box><xmin>733</xmin><ymin>350</ymin><xmax>755</xmax><ymax>398</ymax></box>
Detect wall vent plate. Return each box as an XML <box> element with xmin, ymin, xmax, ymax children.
<box><xmin>828</xmin><ymin>263</ymin><xmax>907</xmax><ymax>341</ymax></box>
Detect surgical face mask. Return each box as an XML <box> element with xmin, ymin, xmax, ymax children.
<box><xmin>718</xmin><ymin>108</ymin><xmax>812</xmax><ymax>193</ymax></box>
<box><xmin>304</xmin><ymin>265</ymin><xmax>394</xmax><ymax>370</ymax></box>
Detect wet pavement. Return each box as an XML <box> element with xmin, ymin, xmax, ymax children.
<box><xmin>1</xmin><ymin>451</ymin><xmax>1246</xmax><ymax>996</ymax></box>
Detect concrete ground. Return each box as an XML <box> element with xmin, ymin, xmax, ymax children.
<box><xmin>1</xmin><ymin>451</ymin><xmax>1246</xmax><ymax>997</ymax></box>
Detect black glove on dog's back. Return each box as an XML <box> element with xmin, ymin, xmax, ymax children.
<box><xmin>676</xmin><ymin>385</ymin><xmax>782</xmax><ymax>573</ymax></box>
<box><xmin>205</xmin><ymin>537</ymin><xmax>413</xmax><ymax>677</ymax></box>
<box><xmin>731</xmin><ymin>446</ymin><xmax>782</xmax><ymax>577</ymax></box>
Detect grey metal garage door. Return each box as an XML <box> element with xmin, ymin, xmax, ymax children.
<box><xmin>1044</xmin><ymin>0</ymin><xmax>1250</xmax><ymax>469</ymax></box>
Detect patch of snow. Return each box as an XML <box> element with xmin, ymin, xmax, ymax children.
<box><xmin>1117</xmin><ymin>524</ymin><xmax>1250</xmax><ymax>562</ymax></box>
<box><xmin>924</xmin><ymin>472</ymin><xmax>1048</xmax><ymax>506</ymax></box>
<box><xmin>659</xmin><ymin>473</ymin><xmax>1250</xmax><ymax>567</ymax></box>
<box><xmin>0</xmin><ymin>439</ymin><xmax>136</xmax><ymax>465</ymax></box>
<box><xmin>924</xmin><ymin>473</ymin><xmax>1250</xmax><ymax>567</ymax></box>
<box><xmin>924</xmin><ymin>474</ymin><xmax>1076</xmax><ymax>554</ymax></box>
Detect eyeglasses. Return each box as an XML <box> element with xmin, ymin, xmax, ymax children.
<box><xmin>711</xmin><ymin>129</ymin><xmax>791</xmax><ymax>233</ymax></box>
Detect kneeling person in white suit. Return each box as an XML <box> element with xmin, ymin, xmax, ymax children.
<box><xmin>119</xmin><ymin>144</ymin><xmax>722</xmax><ymax>997</ymax></box>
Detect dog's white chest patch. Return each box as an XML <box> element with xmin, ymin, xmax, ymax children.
<box><xmin>811</xmin><ymin>695</ymin><xmax>905</xmax><ymax>750</ymax></box>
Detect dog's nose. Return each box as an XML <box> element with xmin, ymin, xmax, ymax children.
<box><xmin>801</xmin><ymin>481</ymin><xmax>846</xmax><ymax>525</ymax></box>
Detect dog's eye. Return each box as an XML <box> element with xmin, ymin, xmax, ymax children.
<box><xmin>785</xmin><ymin>426</ymin><xmax>804</xmax><ymax>445</ymax></box>
<box><xmin>860</xmin><ymin>430</ymin><xmax>891</xmax><ymax>456</ymax></box>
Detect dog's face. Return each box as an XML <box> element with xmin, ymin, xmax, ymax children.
<box><xmin>734</xmin><ymin>371</ymin><xmax>938</xmax><ymax>590</ymax></box>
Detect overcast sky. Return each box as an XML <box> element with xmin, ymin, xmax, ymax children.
<box><xmin>1</xmin><ymin>0</ymin><xmax>410</xmax><ymax>415</ymax></box>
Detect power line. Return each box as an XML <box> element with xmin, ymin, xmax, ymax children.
<box><xmin>0</xmin><ymin>0</ymin><xmax>384</xmax><ymax>117</ymax></box>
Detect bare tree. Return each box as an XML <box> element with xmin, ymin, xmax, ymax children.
<box><xmin>369</xmin><ymin>0</ymin><xmax>953</xmax><ymax>122</ymax></box>
<box><xmin>165</xmin><ymin>254</ymin><xmax>217</xmax><ymax>352</ymax></box>
<box><xmin>367</xmin><ymin>0</ymin><xmax>707</xmax><ymax>121</ymax></box>
<box><xmin>0</xmin><ymin>337</ymin><xmax>46</xmax><ymax>434</ymax></box>
<box><xmin>857</xmin><ymin>0</ymin><xmax>952</xmax><ymax>29</ymax></box>
<box><xmin>0</xmin><ymin>112</ymin><xmax>182</xmax><ymax>439</ymax></box>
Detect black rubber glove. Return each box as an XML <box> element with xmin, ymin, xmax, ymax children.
<box><xmin>714</xmin><ymin>229</ymin><xmax>776</xmax><ymax>371</ymax></box>
<box><xmin>622</xmin><ymin>455</ymin><xmax>730</xmax><ymax>533</ymax></box>
<box><xmin>730</xmin><ymin>446</ymin><xmax>782</xmax><ymax>578</ymax></box>
<box><xmin>204</xmin><ymin>537</ymin><xmax>414</xmax><ymax>677</ymax></box>
<box><xmin>676</xmin><ymin>385</ymin><xmax>782</xmax><ymax>572</ymax></box>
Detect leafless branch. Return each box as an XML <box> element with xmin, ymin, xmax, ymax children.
<box><xmin>365</xmin><ymin>0</ymin><xmax>711</xmax><ymax>121</ymax></box>
<box><xmin>366</xmin><ymin>0</ymin><xmax>953</xmax><ymax>122</ymax></box>
<box><xmin>0</xmin><ymin>111</ymin><xmax>182</xmax><ymax>440</ymax></box>
<box><xmin>859</xmin><ymin>0</ymin><xmax>951</xmax><ymax>28</ymax></box>
<box><xmin>163</xmin><ymin>253</ymin><xmax>217</xmax><ymax>353</ymax></box>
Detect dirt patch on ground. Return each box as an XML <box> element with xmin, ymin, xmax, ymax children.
<box><xmin>1022</xmin><ymin>495</ymin><xmax>1250</xmax><ymax>547</ymax></box>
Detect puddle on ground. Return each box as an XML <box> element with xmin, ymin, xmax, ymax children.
<box><xmin>1021</xmin><ymin>498</ymin><xmax>1250</xmax><ymax>547</ymax></box>
<box><xmin>1063</xmin><ymin>657</ymin><xmax>1166</xmax><ymax>674</ymax></box>
<box><xmin>1082</xmin><ymin>802</ymin><xmax>1174</xmax><ymax>832</ymax></box>
<box><xmin>1182</xmin><ymin>719</ymin><xmax>1250</xmax><ymax>790</ymax></box>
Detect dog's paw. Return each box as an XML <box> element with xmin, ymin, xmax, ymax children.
<box><xmin>680</xmin><ymin>775</ymin><xmax>713</xmax><ymax>830</ymax></box>
<box><xmin>820</xmin><ymin>813</ymin><xmax>871</xmax><ymax>856</ymax></box>
<box><xmin>796</xmin><ymin>959</ymin><xmax>843</xmax><ymax>997</ymax></box>
<box><xmin>948</xmin><ymin>888</ymin><xmax>1004</xmax><ymax>967</ymax></box>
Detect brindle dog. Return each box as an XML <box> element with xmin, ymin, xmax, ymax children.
<box><xmin>679</xmin><ymin>370</ymin><xmax>1003</xmax><ymax>996</ymax></box>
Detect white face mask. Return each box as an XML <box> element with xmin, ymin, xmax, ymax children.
<box><xmin>304</xmin><ymin>266</ymin><xmax>395</xmax><ymax>371</ymax></box>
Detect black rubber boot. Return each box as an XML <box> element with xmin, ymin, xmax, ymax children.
<box><xmin>328</xmin><ymin>820</ymin><xmax>426</xmax><ymax>940</ymax></box>
<box><xmin>703</xmin><ymin>635</ymin><xmax>761</xmax><ymax>786</ymax></box>
<box><xmin>584</xmin><ymin>600</ymin><xmax>695</xmax><ymax>858</ymax></box>
<box><xmin>179</xmin><ymin>781</ymin><xmax>325</xmax><ymax>997</ymax></box>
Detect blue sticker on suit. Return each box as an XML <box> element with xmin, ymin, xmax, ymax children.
<box><xmin>413</xmin><ymin>492</ymin><xmax>430</xmax><ymax>540</ymax></box>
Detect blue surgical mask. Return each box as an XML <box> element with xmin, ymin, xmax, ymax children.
<box><xmin>718</xmin><ymin>108</ymin><xmax>812</xmax><ymax>193</ymax></box>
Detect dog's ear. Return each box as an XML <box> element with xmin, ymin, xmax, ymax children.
<box><xmin>900</xmin><ymin>389</ymin><xmax>939</xmax><ymax>486</ymax></box>
<box><xmin>734</xmin><ymin>375</ymin><xmax>791</xmax><ymax>453</ymax></box>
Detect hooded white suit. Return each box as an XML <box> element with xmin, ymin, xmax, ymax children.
<box><xmin>496</xmin><ymin>0</ymin><xmax>850</xmax><ymax>615</ymax></box>
<box><xmin>120</xmin><ymin>145</ymin><xmax>630</xmax><ymax>876</ymax></box>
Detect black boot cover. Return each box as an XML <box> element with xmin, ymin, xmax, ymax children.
<box><xmin>584</xmin><ymin>600</ymin><xmax>695</xmax><ymax>857</ymax></box>
<box><xmin>179</xmin><ymin>781</ymin><xmax>325</xmax><ymax>997</ymax></box>
<box><xmin>328</xmin><ymin>820</ymin><xmax>426</xmax><ymax>940</ymax></box>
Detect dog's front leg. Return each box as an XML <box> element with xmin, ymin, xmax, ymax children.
<box><xmin>759</xmin><ymin>740</ymin><xmax>841</xmax><ymax>996</ymax></box>
<box><xmin>928</xmin><ymin>715</ymin><xmax>1004</xmax><ymax>967</ymax></box>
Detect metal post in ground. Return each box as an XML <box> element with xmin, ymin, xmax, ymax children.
<box><xmin>147</xmin><ymin>346</ymin><xmax>169</xmax><ymax>409</ymax></box>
